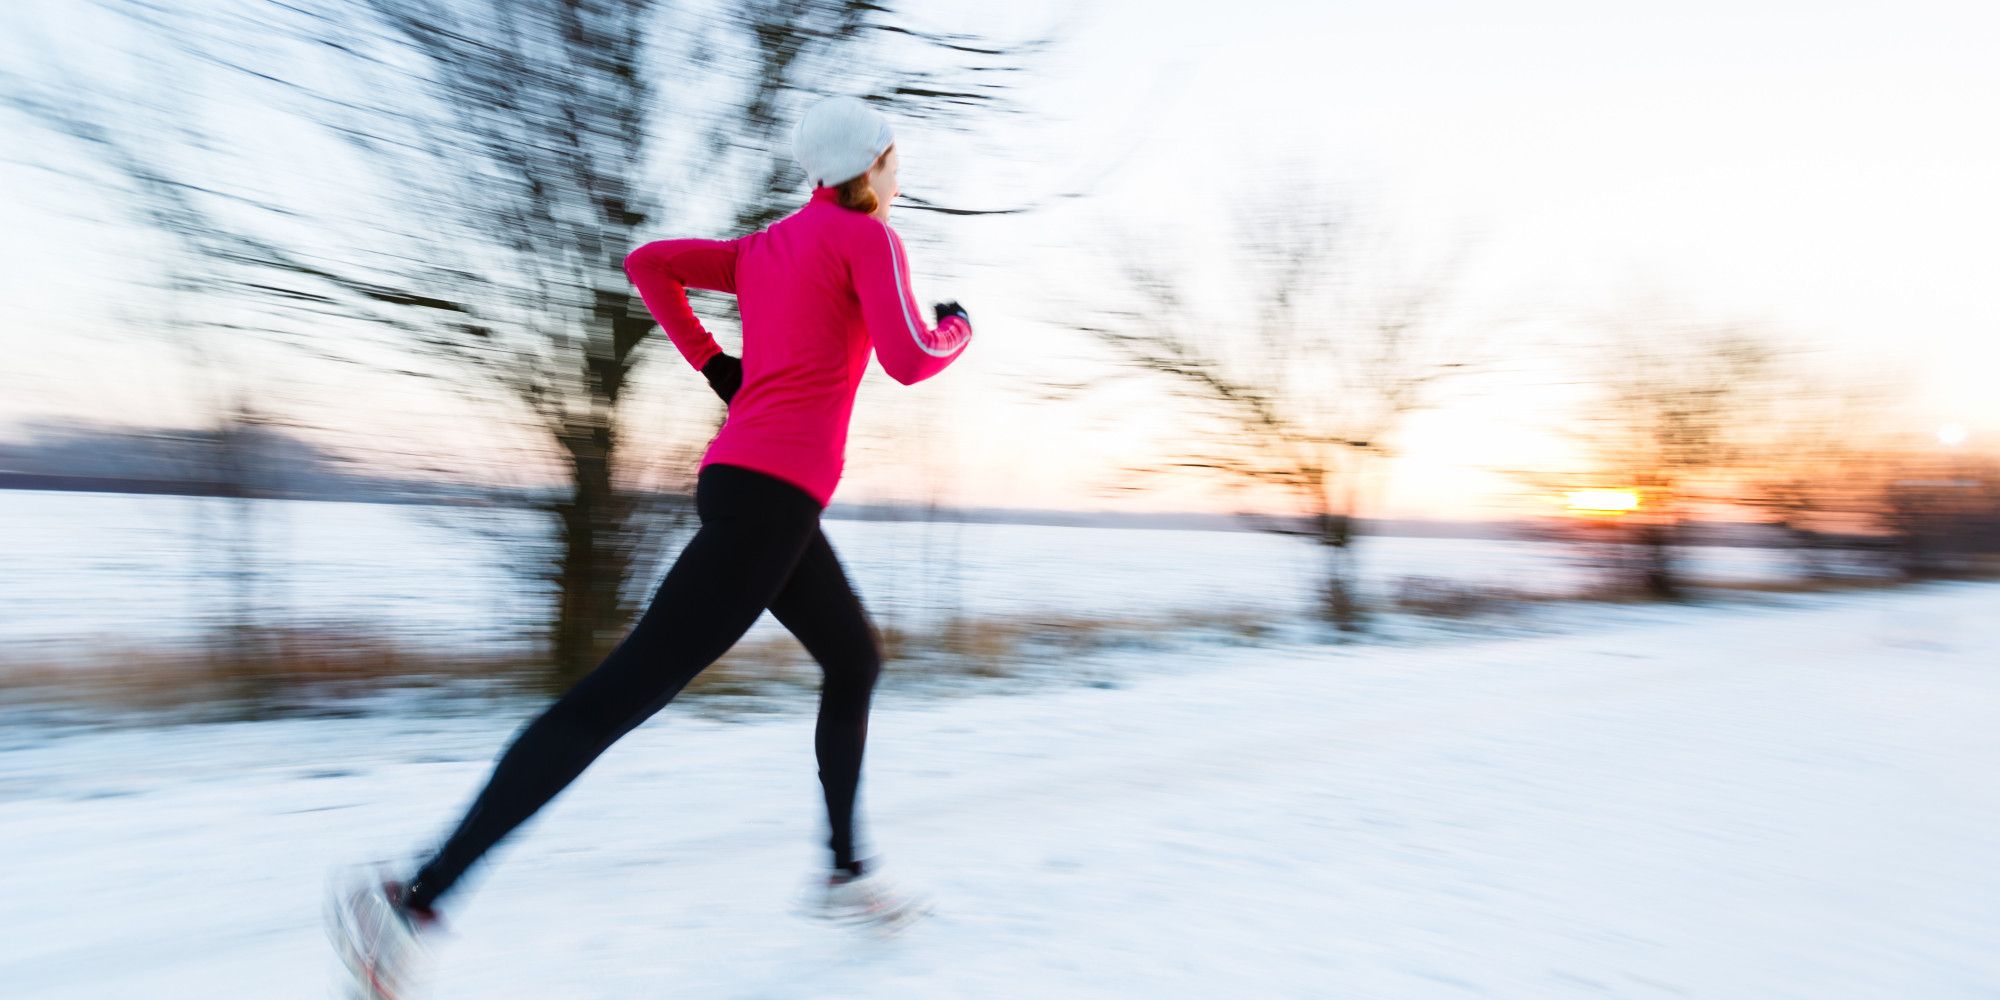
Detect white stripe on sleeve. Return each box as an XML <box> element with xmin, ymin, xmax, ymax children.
<box><xmin>880</xmin><ymin>225</ymin><xmax>961</xmax><ymax>358</ymax></box>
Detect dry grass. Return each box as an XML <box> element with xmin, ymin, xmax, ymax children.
<box><xmin>685</xmin><ymin>608</ymin><xmax>1278</xmax><ymax>699</ymax></box>
<box><xmin>1392</xmin><ymin>577</ymin><xmax>1533</xmax><ymax>618</ymax></box>
<box><xmin>887</xmin><ymin>609</ymin><xmax>1275</xmax><ymax>668</ymax></box>
<box><xmin>1385</xmin><ymin>565</ymin><xmax>1958</xmax><ymax>621</ymax></box>
<box><xmin>0</xmin><ymin>609</ymin><xmax>1282</xmax><ymax>722</ymax></box>
<box><xmin>1692</xmin><ymin>574</ymin><xmax>1901</xmax><ymax>596</ymax></box>
<box><xmin>1384</xmin><ymin>575</ymin><xmax>1628</xmax><ymax>619</ymax></box>
<box><xmin>0</xmin><ymin>625</ymin><xmax>540</xmax><ymax>721</ymax></box>
<box><xmin>21</xmin><ymin>559</ymin><xmax>1962</xmax><ymax>722</ymax></box>
<box><xmin>682</xmin><ymin>633</ymin><xmax>821</xmax><ymax>699</ymax></box>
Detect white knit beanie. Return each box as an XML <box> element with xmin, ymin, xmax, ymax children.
<box><xmin>793</xmin><ymin>96</ymin><xmax>895</xmax><ymax>188</ymax></box>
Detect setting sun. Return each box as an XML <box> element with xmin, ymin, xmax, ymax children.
<box><xmin>1566</xmin><ymin>489</ymin><xmax>1641</xmax><ymax>514</ymax></box>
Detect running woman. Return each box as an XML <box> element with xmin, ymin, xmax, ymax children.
<box><xmin>329</xmin><ymin>95</ymin><xmax>973</xmax><ymax>997</ymax></box>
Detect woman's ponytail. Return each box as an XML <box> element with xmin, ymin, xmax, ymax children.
<box><xmin>835</xmin><ymin>174</ymin><xmax>878</xmax><ymax>215</ymax></box>
<box><xmin>832</xmin><ymin>146</ymin><xmax>891</xmax><ymax>214</ymax></box>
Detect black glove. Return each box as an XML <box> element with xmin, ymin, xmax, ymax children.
<box><xmin>933</xmin><ymin>301</ymin><xmax>970</xmax><ymax>328</ymax></box>
<box><xmin>700</xmin><ymin>353</ymin><xmax>743</xmax><ymax>405</ymax></box>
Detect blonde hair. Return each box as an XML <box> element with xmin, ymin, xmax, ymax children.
<box><xmin>834</xmin><ymin>146</ymin><xmax>892</xmax><ymax>214</ymax></box>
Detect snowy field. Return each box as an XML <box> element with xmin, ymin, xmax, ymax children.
<box><xmin>1</xmin><ymin>490</ymin><xmax>1826</xmax><ymax>656</ymax></box>
<box><xmin>2</xmin><ymin>582</ymin><xmax>1995</xmax><ymax>998</ymax></box>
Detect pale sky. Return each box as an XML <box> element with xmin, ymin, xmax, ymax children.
<box><xmin>4</xmin><ymin>0</ymin><xmax>1997</xmax><ymax>518</ymax></box>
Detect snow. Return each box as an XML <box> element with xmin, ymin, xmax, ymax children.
<box><xmin>0</xmin><ymin>490</ymin><xmax>1825</xmax><ymax>653</ymax></box>
<box><xmin>3</xmin><ymin>583</ymin><xmax>1997</xmax><ymax>998</ymax></box>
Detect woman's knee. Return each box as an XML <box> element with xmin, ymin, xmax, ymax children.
<box><xmin>822</xmin><ymin>643</ymin><xmax>882</xmax><ymax>702</ymax></box>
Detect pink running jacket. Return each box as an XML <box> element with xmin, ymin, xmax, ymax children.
<box><xmin>624</xmin><ymin>186</ymin><xmax>974</xmax><ymax>507</ymax></box>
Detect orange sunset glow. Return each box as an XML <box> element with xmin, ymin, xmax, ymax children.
<box><xmin>1565</xmin><ymin>489</ymin><xmax>1642</xmax><ymax>515</ymax></box>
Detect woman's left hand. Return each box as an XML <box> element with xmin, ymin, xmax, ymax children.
<box><xmin>933</xmin><ymin>301</ymin><xmax>970</xmax><ymax>328</ymax></box>
<box><xmin>701</xmin><ymin>354</ymin><xmax>743</xmax><ymax>404</ymax></box>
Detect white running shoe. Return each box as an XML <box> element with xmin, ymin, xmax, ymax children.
<box><xmin>326</xmin><ymin>866</ymin><xmax>439</xmax><ymax>1000</ymax></box>
<box><xmin>799</xmin><ymin>864</ymin><xmax>934</xmax><ymax>933</ymax></box>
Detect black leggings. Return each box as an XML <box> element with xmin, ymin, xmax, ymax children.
<box><xmin>405</xmin><ymin>463</ymin><xmax>882</xmax><ymax>910</ymax></box>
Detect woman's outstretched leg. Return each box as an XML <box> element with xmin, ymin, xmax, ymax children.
<box><xmin>766</xmin><ymin>527</ymin><xmax>882</xmax><ymax>874</ymax></box>
<box><xmin>404</xmin><ymin>465</ymin><xmax>823</xmax><ymax>911</ymax></box>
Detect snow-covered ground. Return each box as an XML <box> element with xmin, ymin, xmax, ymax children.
<box><xmin>3</xmin><ymin>584</ymin><xmax>1996</xmax><ymax>998</ymax></box>
<box><xmin>2</xmin><ymin>489</ymin><xmax>1839</xmax><ymax>657</ymax></box>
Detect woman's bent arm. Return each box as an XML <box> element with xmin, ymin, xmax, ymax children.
<box><xmin>624</xmin><ymin>238</ymin><xmax>741</xmax><ymax>371</ymax></box>
<box><xmin>846</xmin><ymin>222</ymin><xmax>972</xmax><ymax>385</ymax></box>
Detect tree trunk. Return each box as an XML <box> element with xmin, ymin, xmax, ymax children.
<box><xmin>550</xmin><ymin>416</ymin><xmax>636</xmax><ymax>691</ymax></box>
<box><xmin>1316</xmin><ymin>510</ymin><xmax>1366</xmax><ymax>632</ymax></box>
<box><xmin>1639</xmin><ymin>522</ymin><xmax>1680</xmax><ymax>600</ymax></box>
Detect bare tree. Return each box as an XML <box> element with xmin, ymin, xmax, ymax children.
<box><xmin>6</xmin><ymin>0</ymin><xmax>1045</xmax><ymax>686</ymax></box>
<box><xmin>1080</xmin><ymin>186</ymin><xmax>1472</xmax><ymax>630</ymax></box>
<box><xmin>1737</xmin><ymin>378</ymin><xmax>1903</xmax><ymax>578</ymax></box>
<box><xmin>1878</xmin><ymin>449</ymin><xmax>2000</xmax><ymax>579</ymax></box>
<box><xmin>1559</xmin><ymin>314</ymin><xmax>1784</xmax><ymax>598</ymax></box>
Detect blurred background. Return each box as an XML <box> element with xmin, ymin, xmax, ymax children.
<box><xmin>2</xmin><ymin>1</ymin><xmax>1996</xmax><ymax>997</ymax></box>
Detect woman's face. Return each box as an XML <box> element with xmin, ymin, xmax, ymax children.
<box><xmin>865</xmin><ymin>145</ymin><xmax>899</xmax><ymax>222</ymax></box>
